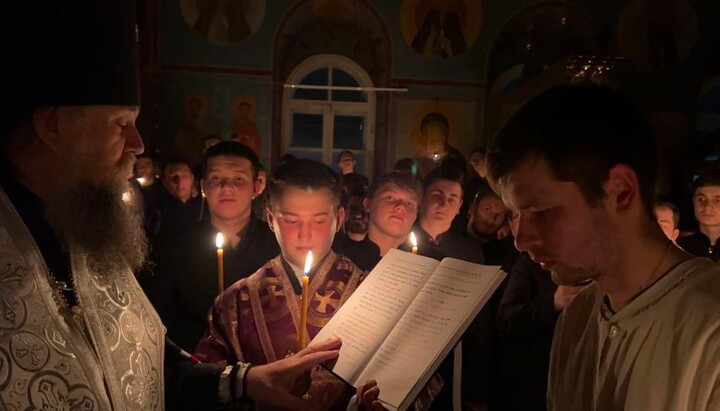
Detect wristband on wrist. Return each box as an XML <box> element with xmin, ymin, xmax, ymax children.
<box><xmin>229</xmin><ymin>364</ymin><xmax>241</xmax><ymax>400</ymax></box>
<box><xmin>240</xmin><ymin>363</ymin><xmax>253</xmax><ymax>400</ymax></box>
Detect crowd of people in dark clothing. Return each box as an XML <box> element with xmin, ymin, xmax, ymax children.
<box><xmin>131</xmin><ymin>133</ymin><xmax>720</xmax><ymax>411</ymax></box>
<box><xmin>6</xmin><ymin>0</ymin><xmax>719</xmax><ymax>408</ymax></box>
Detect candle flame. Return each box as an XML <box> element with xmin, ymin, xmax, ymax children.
<box><xmin>303</xmin><ymin>251</ymin><xmax>313</xmax><ymax>275</ymax></box>
<box><xmin>136</xmin><ymin>177</ymin><xmax>146</xmax><ymax>186</ymax></box>
<box><xmin>215</xmin><ymin>233</ymin><xmax>224</xmax><ymax>249</ymax></box>
<box><xmin>409</xmin><ymin>231</ymin><xmax>417</xmax><ymax>247</ymax></box>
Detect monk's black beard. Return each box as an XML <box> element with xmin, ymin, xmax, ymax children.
<box><xmin>45</xmin><ymin>177</ymin><xmax>148</xmax><ymax>276</ymax></box>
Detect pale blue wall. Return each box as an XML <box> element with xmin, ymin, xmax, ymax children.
<box><xmin>156</xmin><ymin>0</ymin><xmax>720</xmax><ymax>170</ymax></box>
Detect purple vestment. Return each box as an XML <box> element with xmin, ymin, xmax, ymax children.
<box><xmin>196</xmin><ymin>251</ymin><xmax>365</xmax><ymax>409</ymax></box>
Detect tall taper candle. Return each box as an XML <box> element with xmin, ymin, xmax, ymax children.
<box><xmin>299</xmin><ymin>251</ymin><xmax>313</xmax><ymax>349</ymax></box>
<box><xmin>215</xmin><ymin>233</ymin><xmax>225</xmax><ymax>295</ymax></box>
<box><xmin>198</xmin><ymin>189</ymin><xmax>206</xmax><ymax>222</ymax></box>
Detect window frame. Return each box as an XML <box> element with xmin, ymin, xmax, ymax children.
<box><xmin>282</xmin><ymin>54</ymin><xmax>376</xmax><ymax>177</ymax></box>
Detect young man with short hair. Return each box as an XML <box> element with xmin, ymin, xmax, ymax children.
<box><xmin>163</xmin><ymin>159</ymin><xmax>196</xmax><ymax>203</ymax></box>
<box><xmin>417</xmin><ymin>165</ymin><xmax>502</xmax><ymax>410</ymax></box>
<box><xmin>337</xmin><ymin>171</ymin><xmax>422</xmax><ymax>271</ymax></box>
<box><xmin>337</xmin><ymin>150</ymin><xmax>369</xmax><ymax>190</ymax></box>
<box><xmin>466</xmin><ymin>185</ymin><xmax>519</xmax><ymax>273</ymax></box>
<box><xmin>677</xmin><ymin>175</ymin><xmax>720</xmax><ymax>260</ymax></box>
<box><xmin>467</xmin><ymin>187</ymin><xmax>509</xmax><ymax>243</ymax></box>
<box><xmin>654</xmin><ymin>200</ymin><xmax>680</xmax><ymax>243</ymax></box>
<box><xmin>416</xmin><ymin>164</ymin><xmax>484</xmax><ymax>263</ymax></box>
<box><xmin>337</xmin><ymin>150</ymin><xmax>357</xmax><ymax>174</ymax></box>
<box><xmin>460</xmin><ymin>147</ymin><xmax>491</xmax><ymax>227</ymax></box>
<box><xmin>195</xmin><ymin>159</ymin><xmax>365</xmax><ymax>409</ymax></box>
<box><xmin>149</xmin><ymin>141</ymin><xmax>280</xmax><ymax>352</ymax></box>
<box><xmin>485</xmin><ymin>85</ymin><xmax>720</xmax><ymax>411</ymax></box>
<box><xmin>357</xmin><ymin>168</ymin><xmax>498</xmax><ymax>410</ymax></box>
<box><xmin>158</xmin><ymin>158</ymin><xmax>203</xmax><ymax>240</ymax></box>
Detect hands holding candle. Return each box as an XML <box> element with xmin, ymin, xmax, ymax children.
<box><xmin>409</xmin><ymin>231</ymin><xmax>418</xmax><ymax>254</ymax></box>
<box><xmin>215</xmin><ymin>233</ymin><xmax>225</xmax><ymax>295</ymax></box>
<box><xmin>298</xmin><ymin>251</ymin><xmax>313</xmax><ymax>349</ymax></box>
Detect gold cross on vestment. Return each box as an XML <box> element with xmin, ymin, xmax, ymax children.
<box><xmin>260</xmin><ymin>284</ymin><xmax>284</xmax><ymax>308</ymax></box>
<box><xmin>312</xmin><ymin>290</ymin><xmax>339</xmax><ymax>314</ymax></box>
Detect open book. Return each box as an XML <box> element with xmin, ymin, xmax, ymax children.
<box><xmin>311</xmin><ymin>248</ymin><xmax>506</xmax><ymax>411</ymax></box>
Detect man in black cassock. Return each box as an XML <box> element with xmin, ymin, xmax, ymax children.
<box><xmin>148</xmin><ymin>141</ymin><xmax>280</xmax><ymax>352</ymax></box>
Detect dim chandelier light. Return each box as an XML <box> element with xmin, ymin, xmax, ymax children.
<box><xmin>566</xmin><ymin>55</ymin><xmax>627</xmax><ymax>84</ymax></box>
<box><xmin>283</xmin><ymin>83</ymin><xmax>408</xmax><ymax>92</ymax></box>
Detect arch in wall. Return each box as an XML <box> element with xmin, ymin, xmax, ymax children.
<box><xmin>282</xmin><ymin>54</ymin><xmax>377</xmax><ymax>176</ymax></box>
<box><xmin>271</xmin><ymin>0</ymin><xmax>391</xmax><ymax>176</ymax></box>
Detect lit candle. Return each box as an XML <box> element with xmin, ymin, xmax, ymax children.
<box><xmin>298</xmin><ymin>251</ymin><xmax>313</xmax><ymax>349</ymax></box>
<box><xmin>215</xmin><ymin>233</ymin><xmax>224</xmax><ymax>295</ymax></box>
<box><xmin>410</xmin><ymin>231</ymin><xmax>418</xmax><ymax>254</ymax></box>
<box><xmin>198</xmin><ymin>188</ymin><xmax>206</xmax><ymax>222</ymax></box>
<box><xmin>136</xmin><ymin>177</ymin><xmax>147</xmax><ymax>187</ymax></box>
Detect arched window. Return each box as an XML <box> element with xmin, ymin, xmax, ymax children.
<box><xmin>283</xmin><ymin>55</ymin><xmax>375</xmax><ymax>176</ymax></box>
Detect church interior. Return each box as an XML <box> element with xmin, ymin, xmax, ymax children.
<box><xmin>135</xmin><ymin>0</ymin><xmax>720</xmax><ymax>230</ymax></box>
<box><xmin>3</xmin><ymin>1</ymin><xmax>720</xmax><ymax>410</ymax></box>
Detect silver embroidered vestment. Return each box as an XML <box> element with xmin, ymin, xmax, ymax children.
<box><xmin>0</xmin><ymin>187</ymin><xmax>165</xmax><ymax>410</ymax></box>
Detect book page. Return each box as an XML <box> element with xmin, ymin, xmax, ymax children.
<box><xmin>356</xmin><ymin>258</ymin><xmax>504</xmax><ymax>410</ymax></box>
<box><xmin>311</xmin><ymin>249</ymin><xmax>440</xmax><ymax>384</ymax></box>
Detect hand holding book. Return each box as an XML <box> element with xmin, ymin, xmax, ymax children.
<box><xmin>310</xmin><ymin>249</ymin><xmax>506</xmax><ymax>411</ymax></box>
<box><xmin>357</xmin><ymin>380</ymin><xmax>386</xmax><ymax>411</ymax></box>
